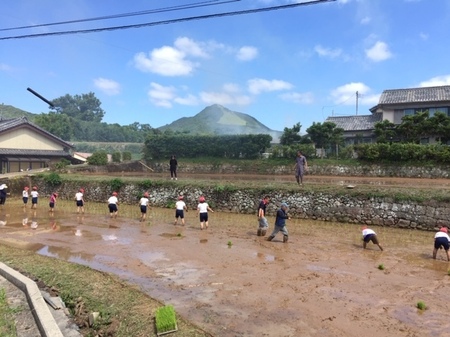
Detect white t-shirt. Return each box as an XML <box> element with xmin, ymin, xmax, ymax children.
<box><xmin>75</xmin><ymin>192</ymin><xmax>83</xmax><ymax>201</ymax></box>
<box><xmin>435</xmin><ymin>231</ymin><xmax>450</xmax><ymax>241</ymax></box>
<box><xmin>362</xmin><ymin>228</ymin><xmax>376</xmax><ymax>237</ymax></box>
<box><xmin>139</xmin><ymin>197</ymin><xmax>149</xmax><ymax>206</ymax></box>
<box><xmin>197</xmin><ymin>202</ymin><xmax>209</xmax><ymax>213</ymax></box>
<box><xmin>31</xmin><ymin>191</ymin><xmax>39</xmax><ymax>198</ymax></box>
<box><xmin>176</xmin><ymin>200</ymin><xmax>186</xmax><ymax>210</ymax></box>
<box><xmin>23</xmin><ymin>190</ymin><xmax>29</xmax><ymax>198</ymax></box>
<box><xmin>108</xmin><ymin>196</ymin><xmax>118</xmax><ymax>205</ymax></box>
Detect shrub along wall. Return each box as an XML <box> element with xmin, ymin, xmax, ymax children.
<box><xmin>5</xmin><ymin>176</ymin><xmax>448</xmax><ymax>232</ymax></box>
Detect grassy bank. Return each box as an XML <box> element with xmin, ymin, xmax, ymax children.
<box><xmin>0</xmin><ymin>245</ymin><xmax>211</xmax><ymax>337</ymax></box>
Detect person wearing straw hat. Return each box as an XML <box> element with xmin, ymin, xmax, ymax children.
<box><xmin>433</xmin><ymin>227</ymin><xmax>450</xmax><ymax>261</ymax></box>
<box><xmin>361</xmin><ymin>226</ymin><xmax>383</xmax><ymax>251</ymax></box>
<box><xmin>174</xmin><ymin>195</ymin><xmax>188</xmax><ymax>226</ymax></box>
<box><xmin>267</xmin><ymin>202</ymin><xmax>290</xmax><ymax>243</ymax></box>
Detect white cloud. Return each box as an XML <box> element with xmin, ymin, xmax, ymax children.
<box><xmin>314</xmin><ymin>45</ymin><xmax>342</xmax><ymax>59</ymax></box>
<box><xmin>236</xmin><ymin>46</ymin><xmax>258</xmax><ymax>61</ymax></box>
<box><xmin>174</xmin><ymin>94</ymin><xmax>199</xmax><ymax>106</ymax></box>
<box><xmin>174</xmin><ymin>37</ymin><xmax>210</xmax><ymax>58</ymax></box>
<box><xmin>199</xmin><ymin>91</ymin><xmax>252</xmax><ymax>106</ymax></box>
<box><xmin>93</xmin><ymin>78</ymin><xmax>121</xmax><ymax>96</ymax></box>
<box><xmin>0</xmin><ymin>63</ymin><xmax>12</xmax><ymax>72</ymax></box>
<box><xmin>148</xmin><ymin>82</ymin><xmax>177</xmax><ymax>108</ymax></box>
<box><xmin>360</xmin><ymin>16</ymin><xmax>371</xmax><ymax>24</ymax></box>
<box><xmin>247</xmin><ymin>78</ymin><xmax>293</xmax><ymax>95</ymax></box>
<box><xmin>365</xmin><ymin>41</ymin><xmax>392</xmax><ymax>62</ymax></box>
<box><xmin>330</xmin><ymin>82</ymin><xmax>379</xmax><ymax>105</ymax></box>
<box><xmin>279</xmin><ymin>92</ymin><xmax>314</xmax><ymax>104</ymax></box>
<box><xmin>223</xmin><ymin>83</ymin><xmax>241</xmax><ymax>93</ymax></box>
<box><xmin>419</xmin><ymin>32</ymin><xmax>428</xmax><ymax>40</ymax></box>
<box><xmin>419</xmin><ymin>75</ymin><xmax>450</xmax><ymax>87</ymax></box>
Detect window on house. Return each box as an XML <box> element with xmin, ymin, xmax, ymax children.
<box><xmin>404</xmin><ymin>109</ymin><xmax>414</xmax><ymax>116</ymax></box>
<box><xmin>428</xmin><ymin>107</ymin><xmax>448</xmax><ymax>116</ymax></box>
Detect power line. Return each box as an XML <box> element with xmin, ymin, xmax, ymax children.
<box><xmin>0</xmin><ymin>0</ymin><xmax>239</xmax><ymax>32</ymax></box>
<box><xmin>0</xmin><ymin>0</ymin><xmax>336</xmax><ymax>40</ymax></box>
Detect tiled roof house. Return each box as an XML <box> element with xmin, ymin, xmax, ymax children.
<box><xmin>0</xmin><ymin>117</ymin><xmax>76</xmax><ymax>173</ymax></box>
<box><xmin>326</xmin><ymin>85</ymin><xmax>450</xmax><ymax>144</ymax></box>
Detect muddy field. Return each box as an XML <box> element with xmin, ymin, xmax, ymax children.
<box><xmin>0</xmin><ymin>196</ymin><xmax>450</xmax><ymax>337</ymax></box>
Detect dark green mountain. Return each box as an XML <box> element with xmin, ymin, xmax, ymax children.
<box><xmin>158</xmin><ymin>104</ymin><xmax>282</xmax><ymax>141</ymax></box>
<box><xmin>0</xmin><ymin>104</ymin><xmax>36</xmax><ymax>121</ymax></box>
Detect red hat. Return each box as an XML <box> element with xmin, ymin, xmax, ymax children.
<box><xmin>24</xmin><ymin>186</ymin><xmax>29</xmax><ymax>190</ymax></box>
<box><xmin>32</xmin><ymin>186</ymin><xmax>38</xmax><ymax>190</ymax></box>
<box><xmin>53</xmin><ymin>192</ymin><xmax>58</xmax><ymax>197</ymax></box>
<box><xmin>178</xmin><ymin>195</ymin><xmax>184</xmax><ymax>200</ymax></box>
<box><xmin>199</xmin><ymin>196</ymin><xmax>205</xmax><ymax>202</ymax></box>
<box><xmin>144</xmin><ymin>192</ymin><xmax>149</xmax><ymax>197</ymax></box>
<box><xmin>440</xmin><ymin>227</ymin><xmax>448</xmax><ymax>233</ymax></box>
<box><xmin>79</xmin><ymin>188</ymin><xmax>85</xmax><ymax>193</ymax></box>
<box><xmin>112</xmin><ymin>191</ymin><xmax>118</xmax><ymax>196</ymax></box>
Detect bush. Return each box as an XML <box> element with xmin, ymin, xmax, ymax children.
<box><xmin>44</xmin><ymin>172</ymin><xmax>62</xmax><ymax>186</ymax></box>
<box><xmin>110</xmin><ymin>178</ymin><xmax>124</xmax><ymax>192</ymax></box>
<box><xmin>54</xmin><ymin>158</ymin><xmax>71</xmax><ymax>170</ymax></box>
<box><xmin>122</xmin><ymin>151</ymin><xmax>132</xmax><ymax>161</ymax></box>
<box><xmin>112</xmin><ymin>152</ymin><xmax>121</xmax><ymax>163</ymax></box>
<box><xmin>87</xmin><ymin>151</ymin><xmax>108</xmax><ymax>166</ymax></box>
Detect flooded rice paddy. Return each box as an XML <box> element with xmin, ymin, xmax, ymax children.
<box><xmin>0</xmin><ymin>199</ymin><xmax>450</xmax><ymax>336</ymax></box>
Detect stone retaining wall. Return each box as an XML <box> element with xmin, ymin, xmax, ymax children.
<box><xmin>21</xmin><ymin>177</ymin><xmax>449</xmax><ymax>232</ymax></box>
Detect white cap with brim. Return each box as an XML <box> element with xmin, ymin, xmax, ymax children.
<box><xmin>281</xmin><ymin>202</ymin><xmax>288</xmax><ymax>208</ymax></box>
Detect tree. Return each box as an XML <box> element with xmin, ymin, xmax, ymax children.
<box><xmin>428</xmin><ymin>111</ymin><xmax>450</xmax><ymax>143</ymax></box>
<box><xmin>306</xmin><ymin>122</ymin><xmax>343</xmax><ymax>158</ymax></box>
<box><xmin>280</xmin><ymin>123</ymin><xmax>302</xmax><ymax>145</ymax></box>
<box><xmin>374</xmin><ymin>120</ymin><xmax>397</xmax><ymax>143</ymax></box>
<box><xmin>87</xmin><ymin>151</ymin><xmax>108</xmax><ymax>165</ymax></box>
<box><xmin>397</xmin><ymin>111</ymin><xmax>431</xmax><ymax>143</ymax></box>
<box><xmin>51</xmin><ymin>92</ymin><xmax>105</xmax><ymax>122</ymax></box>
<box><xmin>34</xmin><ymin>113</ymin><xmax>74</xmax><ymax>140</ymax></box>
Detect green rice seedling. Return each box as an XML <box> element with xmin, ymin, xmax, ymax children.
<box><xmin>155</xmin><ymin>305</ymin><xmax>177</xmax><ymax>334</ymax></box>
<box><xmin>378</xmin><ymin>264</ymin><xmax>385</xmax><ymax>270</ymax></box>
<box><xmin>447</xmin><ymin>269</ymin><xmax>450</xmax><ymax>276</ymax></box>
<box><xmin>177</xmin><ymin>233</ymin><xmax>182</xmax><ymax>237</ymax></box>
<box><xmin>416</xmin><ymin>301</ymin><xmax>426</xmax><ymax>310</ymax></box>
<box><xmin>227</xmin><ymin>240</ymin><xmax>233</xmax><ymax>247</ymax></box>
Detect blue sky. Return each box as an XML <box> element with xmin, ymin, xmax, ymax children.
<box><xmin>1</xmin><ymin>0</ymin><xmax>450</xmax><ymax>133</ymax></box>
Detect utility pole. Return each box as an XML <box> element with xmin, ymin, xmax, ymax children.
<box><xmin>356</xmin><ymin>91</ymin><xmax>359</xmax><ymax>116</ymax></box>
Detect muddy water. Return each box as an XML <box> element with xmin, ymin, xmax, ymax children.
<box><xmin>1</xmin><ymin>200</ymin><xmax>450</xmax><ymax>337</ymax></box>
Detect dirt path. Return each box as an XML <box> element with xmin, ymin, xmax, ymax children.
<box><xmin>1</xmin><ymin>202</ymin><xmax>449</xmax><ymax>337</ymax></box>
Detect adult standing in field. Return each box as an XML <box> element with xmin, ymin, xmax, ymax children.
<box><xmin>433</xmin><ymin>227</ymin><xmax>450</xmax><ymax>261</ymax></box>
<box><xmin>294</xmin><ymin>151</ymin><xmax>308</xmax><ymax>185</ymax></box>
<box><xmin>170</xmin><ymin>155</ymin><xmax>178</xmax><ymax>180</ymax></box>
<box><xmin>75</xmin><ymin>188</ymin><xmax>85</xmax><ymax>214</ymax></box>
<box><xmin>108</xmin><ymin>192</ymin><xmax>119</xmax><ymax>219</ymax></box>
<box><xmin>257</xmin><ymin>195</ymin><xmax>270</xmax><ymax>236</ymax></box>
<box><xmin>197</xmin><ymin>196</ymin><xmax>213</xmax><ymax>230</ymax></box>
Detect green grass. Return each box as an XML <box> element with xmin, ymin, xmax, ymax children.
<box><xmin>378</xmin><ymin>264</ymin><xmax>385</xmax><ymax>270</ymax></box>
<box><xmin>0</xmin><ymin>288</ymin><xmax>18</xmax><ymax>337</ymax></box>
<box><xmin>416</xmin><ymin>301</ymin><xmax>426</xmax><ymax>310</ymax></box>
<box><xmin>155</xmin><ymin>305</ymin><xmax>177</xmax><ymax>334</ymax></box>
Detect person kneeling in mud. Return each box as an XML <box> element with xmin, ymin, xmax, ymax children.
<box><xmin>257</xmin><ymin>195</ymin><xmax>270</xmax><ymax>236</ymax></box>
<box><xmin>361</xmin><ymin>226</ymin><xmax>383</xmax><ymax>251</ymax></box>
<box><xmin>267</xmin><ymin>202</ymin><xmax>290</xmax><ymax>243</ymax></box>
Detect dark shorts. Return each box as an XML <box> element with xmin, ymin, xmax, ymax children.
<box><xmin>108</xmin><ymin>204</ymin><xmax>118</xmax><ymax>213</ymax></box>
<box><xmin>0</xmin><ymin>197</ymin><xmax>6</xmax><ymax>205</ymax></box>
<box><xmin>32</xmin><ymin>197</ymin><xmax>38</xmax><ymax>205</ymax></box>
<box><xmin>434</xmin><ymin>237</ymin><xmax>450</xmax><ymax>250</ymax></box>
<box><xmin>140</xmin><ymin>205</ymin><xmax>147</xmax><ymax>214</ymax></box>
<box><xmin>363</xmin><ymin>234</ymin><xmax>379</xmax><ymax>244</ymax></box>
<box><xmin>23</xmin><ymin>197</ymin><xmax>28</xmax><ymax>204</ymax></box>
<box><xmin>175</xmin><ymin>209</ymin><xmax>184</xmax><ymax>219</ymax></box>
<box><xmin>76</xmin><ymin>200</ymin><xmax>84</xmax><ymax>207</ymax></box>
<box><xmin>49</xmin><ymin>202</ymin><xmax>55</xmax><ymax>208</ymax></box>
<box><xmin>199</xmin><ymin>212</ymin><xmax>208</xmax><ymax>222</ymax></box>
